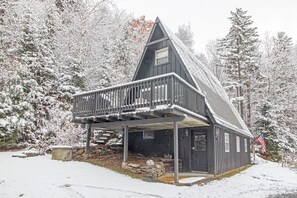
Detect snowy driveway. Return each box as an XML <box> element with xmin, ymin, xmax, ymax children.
<box><xmin>0</xmin><ymin>151</ymin><xmax>297</xmax><ymax>198</ymax></box>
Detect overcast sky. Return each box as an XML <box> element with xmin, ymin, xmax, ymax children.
<box><xmin>117</xmin><ymin>0</ymin><xmax>297</xmax><ymax>53</ymax></box>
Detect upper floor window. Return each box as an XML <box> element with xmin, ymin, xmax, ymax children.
<box><xmin>224</xmin><ymin>133</ymin><xmax>230</xmax><ymax>152</ymax></box>
<box><xmin>155</xmin><ymin>47</ymin><xmax>168</xmax><ymax>65</ymax></box>
<box><xmin>236</xmin><ymin>136</ymin><xmax>240</xmax><ymax>152</ymax></box>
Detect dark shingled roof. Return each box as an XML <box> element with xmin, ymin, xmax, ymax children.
<box><xmin>158</xmin><ymin>18</ymin><xmax>252</xmax><ymax>137</ymax></box>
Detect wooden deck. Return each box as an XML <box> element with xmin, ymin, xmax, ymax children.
<box><xmin>72</xmin><ymin>73</ymin><xmax>207</xmax><ymax>129</ymax></box>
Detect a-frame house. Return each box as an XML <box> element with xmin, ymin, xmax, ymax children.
<box><xmin>72</xmin><ymin>18</ymin><xmax>253</xmax><ymax>184</ymax></box>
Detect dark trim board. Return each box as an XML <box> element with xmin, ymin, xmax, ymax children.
<box><xmin>91</xmin><ymin>116</ymin><xmax>185</xmax><ymax>129</ymax></box>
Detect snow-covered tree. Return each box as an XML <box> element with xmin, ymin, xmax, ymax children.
<box><xmin>176</xmin><ymin>23</ymin><xmax>195</xmax><ymax>52</ymax></box>
<box><xmin>253</xmin><ymin>100</ymin><xmax>280</xmax><ymax>160</ymax></box>
<box><xmin>259</xmin><ymin>32</ymin><xmax>297</xmax><ymax>152</ymax></box>
<box><xmin>0</xmin><ymin>0</ymin><xmax>152</xmax><ymax>148</ymax></box>
<box><xmin>217</xmin><ymin>8</ymin><xmax>260</xmax><ymax>129</ymax></box>
<box><xmin>126</xmin><ymin>16</ymin><xmax>153</xmax><ymax>80</ymax></box>
<box><xmin>205</xmin><ymin>40</ymin><xmax>226</xmax><ymax>83</ymax></box>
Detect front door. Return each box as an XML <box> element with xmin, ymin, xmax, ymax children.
<box><xmin>191</xmin><ymin>131</ymin><xmax>208</xmax><ymax>172</ymax></box>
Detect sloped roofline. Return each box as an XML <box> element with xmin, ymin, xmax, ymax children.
<box><xmin>132</xmin><ymin>17</ymin><xmax>252</xmax><ymax>137</ymax></box>
<box><xmin>132</xmin><ymin>17</ymin><xmax>165</xmax><ymax>81</ymax></box>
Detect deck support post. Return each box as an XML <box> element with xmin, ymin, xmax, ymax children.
<box><xmin>86</xmin><ymin>123</ymin><xmax>91</xmax><ymax>152</ymax></box>
<box><xmin>123</xmin><ymin>125</ymin><xmax>129</xmax><ymax>163</ymax></box>
<box><xmin>173</xmin><ymin>121</ymin><xmax>179</xmax><ymax>184</ymax></box>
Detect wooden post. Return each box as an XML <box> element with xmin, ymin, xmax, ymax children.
<box><xmin>252</xmin><ymin>143</ymin><xmax>256</xmax><ymax>162</ymax></box>
<box><xmin>123</xmin><ymin>125</ymin><xmax>129</xmax><ymax>163</ymax></box>
<box><xmin>86</xmin><ymin>123</ymin><xmax>91</xmax><ymax>153</ymax></box>
<box><xmin>173</xmin><ymin>121</ymin><xmax>179</xmax><ymax>184</ymax></box>
<box><xmin>150</xmin><ymin>81</ymin><xmax>154</xmax><ymax>109</ymax></box>
<box><xmin>169</xmin><ymin>75</ymin><xmax>174</xmax><ymax>106</ymax></box>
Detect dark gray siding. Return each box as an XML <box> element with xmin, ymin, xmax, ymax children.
<box><xmin>214</xmin><ymin>126</ymin><xmax>251</xmax><ymax>175</ymax></box>
<box><xmin>128</xmin><ymin>127</ymin><xmax>214</xmax><ymax>173</ymax></box>
<box><xmin>178</xmin><ymin>129</ymin><xmax>191</xmax><ymax>172</ymax></box>
<box><xmin>129</xmin><ymin>129</ymin><xmax>173</xmax><ymax>157</ymax></box>
<box><xmin>134</xmin><ymin>41</ymin><xmax>195</xmax><ymax>87</ymax></box>
<box><xmin>206</xmin><ymin>126</ymin><xmax>215</xmax><ymax>174</ymax></box>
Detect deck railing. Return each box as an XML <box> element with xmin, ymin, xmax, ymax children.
<box><xmin>73</xmin><ymin>73</ymin><xmax>205</xmax><ymax>118</ymax></box>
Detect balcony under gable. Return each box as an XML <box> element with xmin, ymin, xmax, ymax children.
<box><xmin>72</xmin><ymin>73</ymin><xmax>210</xmax><ymax>131</ymax></box>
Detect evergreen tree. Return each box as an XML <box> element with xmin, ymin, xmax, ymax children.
<box><xmin>217</xmin><ymin>8</ymin><xmax>259</xmax><ymax>129</ymax></box>
<box><xmin>254</xmin><ymin>100</ymin><xmax>280</xmax><ymax>161</ymax></box>
<box><xmin>0</xmin><ymin>0</ymin><xmax>152</xmax><ymax>148</ymax></box>
<box><xmin>267</xmin><ymin>32</ymin><xmax>297</xmax><ymax>151</ymax></box>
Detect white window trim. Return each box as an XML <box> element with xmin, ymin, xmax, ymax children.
<box><xmin>244</xmin><ymin>138</ymin><xmax>248</xmax><ymax>152</ymax></box>
<box><xmin>155</xmin><ymin>47</ymin><xmax>169</xmax><ymax>66</ymax></box>
<box><xmin>236</xmin><ymin>136</ymin><xmax>240</xmax><ymax>152</ymax></box>
<box><xmin>143</xmin><ymin>131</ymin><xmax>154</xmax><ymax>140</ymax></box>
<box><xmin>224</xmin><ymin>133</ymin><xmax>230</xmax><ymax>152</ymax></box>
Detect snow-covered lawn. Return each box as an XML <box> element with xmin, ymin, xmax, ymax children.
<box><xmin>0</xmin><ymin>151</ymin><xmax>297</xmax><ymax>198</ymax></box>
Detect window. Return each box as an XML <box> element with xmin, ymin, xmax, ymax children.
<box><xmin>244</xmin><ymin>139</ymin><xmax>248</xmax><ymax>152</ymax></box>
<box><xmin>224</xmin><ymin>133</ymin><xmax>230</xmax><ymax>152</ymax></box>
<box><xmin>143</xmin><ymin>131</ymin><xmax>154</xmax><ymax>139</ymax></box>
<box><xmin>155</xmin><ymin>47</ymin><xmax>168</xmax><ymax>65</ymax></box>
<box><xmin>236</xmin><ymin>136</ymin><xmax>240</xmax><ymax>152</ymax></box>
<box><xmin>194</xmin><ymin>133</ymin><xmax>207</xmax><ymax>151</ymax></box>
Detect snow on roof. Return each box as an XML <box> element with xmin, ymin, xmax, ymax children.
<box><xmin>158</xmin><ymin>18</ymin><xmax>252</xmax><ymax>137</ymax></box>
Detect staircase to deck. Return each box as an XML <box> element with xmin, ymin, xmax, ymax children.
<box><xmin>94</xmin><ymin>130</ymin><xmax>117</xmax><ymax>145</ymax></box>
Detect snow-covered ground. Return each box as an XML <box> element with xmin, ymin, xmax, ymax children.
<box><xmin>0</xmin><ymin>151</ymin><xmax>297</xmax><ymax>198</ymax></box>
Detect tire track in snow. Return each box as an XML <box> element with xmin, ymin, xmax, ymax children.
<box><xmin>60</xmin><ymin>184</ymin><xmax>85</xmax><ymax>198</ymax></box>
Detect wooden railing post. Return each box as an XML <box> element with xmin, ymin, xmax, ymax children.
<box><xmin>168</xmin><ymin>75</ymin><xmax>175</xmax><ymax>106</ymax></box>
<box><xmin>93</xmin><ymin>93</ymin><xmax>97</xmax><ymax>116</ymax></box>
<box><xmin>150</xmin><ymin>80</ymin><xmax>154</xmax><ymax>109</ymax></box>
<box><xmin>119</xmin><ymin>88</ymin><xmax>123</xmax><ymax>114</ymax></box>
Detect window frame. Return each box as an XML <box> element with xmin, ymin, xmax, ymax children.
<box><xmin>224</xmin><ymin>133</ymin><xmax>230</xmax><ymax>152</ymax></box>
<box><xmin>143</xmin><ymin>131</ymin><xmax>155</xmax><ymax>140</ymax></box>
<box><xmin>155</xmin><ymin>47</ymin><xmax>169</xmax><ymax>66</ymax></box>
<box><xmin>244</xmin><ymin>138</ymin><xmax>248</xmax><ymax>152</ymax></box>
<box><xmin>236</xmin><ymin>136</ymin><xmax>240</xmax><ymax>152</ymax></box>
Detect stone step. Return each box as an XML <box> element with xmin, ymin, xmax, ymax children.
<box><xmin>104</xmin><ymin>131</ymin><xmax>114</xmax><ymax>134</ymax></box>
<box><xmin>112</xmin><ymin>142</ymin><xmax>123</xmax><ymax>146</ymax></box>
<box><xmin>95</xmin><ymin>140</ymin><xmax>106</xmax><ymax>144</ymax></box>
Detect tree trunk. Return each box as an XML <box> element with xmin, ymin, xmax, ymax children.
<box><xmin>237</xmin><ymin>57</ymin><xmax>244</xmax><ymax>119</ymax></box>
<box><xmin>247</xmin><ymin>77</ymin><xmax>252</xmax><ymax>129</ymax></box>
